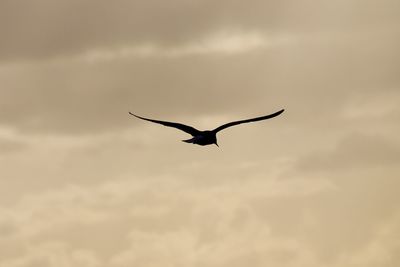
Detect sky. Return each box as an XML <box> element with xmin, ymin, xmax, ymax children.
<box><xmin>0</xmin><ymin>0</ymin><xmax>400</xmax><ymax>266</ymax></box>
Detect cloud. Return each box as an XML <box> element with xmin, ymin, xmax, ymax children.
<box><xmin>0</xmin><ymin>0</ymin><xmax>290</xmax><ymax>62</ymax></box>
<box><xmin>0</xmin><ymin>139</ymin><xmax>26</xmax><ymax>155</ymax></box>
<box><xmin>295</xmin><ymin>133</ymin><xmax>400</xmax><ymax>173</ymax></box>
<box><xmin>0</xmin><ymin>127</ymin><xmax>28</xmax><ymax>155</ymax></box>
<box><xmin>0</xmin><ymin>169</ymin><xmax>333</xmax><ymax>266</ymax></box>
<box><xmin>1</xmin><ymin>29</ymin><xmax>399</xmax><ymax>135</ymax></box>
<box><xmin>0</xmin><ymin>243</ymin><xmax>100</xmax><ymax>267</ymax></box>
<box><xmin>1</xmin><ymin>1</ymin><xmax>400</xmax><ymax>266</ymax></box>
<box><xmin>1</xmin><ymin>0</ymin><xmax>399</xmax><ymax>62</ymax></box>
<box><xmin>1</xmin><ymin>171</ymin><xmax>398</xmax><ymax>266</ymax></box>
<box><xmin>0</xmin><ymin>51</ymin><xmax>287</xmax><ymax>134</ymax></box>
<box><xmin>83</xmin><ymin>31</ymin><xmax>285</xmax><ymax>62</ymax></box>
<box><xmin>333</xmin><ymin>214</ymin><xmax>400</xmax><ymax>267</ymax></box>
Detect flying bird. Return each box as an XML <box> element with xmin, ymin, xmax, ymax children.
<box><xmin>129</xmin><ymin>109</ymin><xmax>284</xmax><ymax>147</ymax></box>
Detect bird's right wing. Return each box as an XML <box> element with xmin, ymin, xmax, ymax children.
<box><xmin>129</xmin><ymin>112</ymin><xmax>200</xmax><ymax>136</ymax></box>
<box><xmin>212</xmin><ymin>109</ymin><xmax>285</xmax><ymax>133</ymax></box>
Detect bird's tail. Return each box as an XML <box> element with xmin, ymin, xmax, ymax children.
<box><xmin>182</xmin><ymin>137</ymin><xmax>195</xmax><ymax>144</ymax></box>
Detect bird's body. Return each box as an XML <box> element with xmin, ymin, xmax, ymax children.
<box><xmin>182</xmin><ymin>130</ymin><xmax>217</xmax><ymax>146</ymax></box>
<box><xmin>129</xmin><ymin>109</ymin><xmax>284</xmax><ymax>147</ymax></box>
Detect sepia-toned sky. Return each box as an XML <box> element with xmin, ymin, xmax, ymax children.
<box><xmin>1</xmin><ymin>0</ymin><xmax>400</xmax><ymax>266</ymax></box>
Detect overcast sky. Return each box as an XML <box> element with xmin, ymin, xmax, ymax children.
<box><xmin>0</xmin><ymin>1</ymin><xmax>399</xmax><ymax>266</ymax></box>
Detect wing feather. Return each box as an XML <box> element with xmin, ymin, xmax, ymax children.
<box><xmin>212</xmin><ymin>109</ymin><xmax>284</xmax><ymax>133</ymax></box>
<box><xmin>129</xmin><ymin>112</ymin><xmax>200</xmax><ymax>136</ymax></box>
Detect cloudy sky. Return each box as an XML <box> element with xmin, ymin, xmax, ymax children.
<box><xmin>1</xmin><ymin>0</ymin><xmax>400</xmax><ymax>266</ymax></box>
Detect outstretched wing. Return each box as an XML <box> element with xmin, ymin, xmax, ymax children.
<box><xmin>212</xmin><ymin>109</ymin><xmax>284</xmax><ymax>133</ymax></box>
<box><xmin>129</xmin><ymin>112</ymin><xmax>200</xmax><ymax>136</ymax></box>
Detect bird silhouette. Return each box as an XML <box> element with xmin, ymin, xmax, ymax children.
<box><xmin>129</xmin><ymin>109</ymin><xmax>284</xmax><ymax>147</ymax></box>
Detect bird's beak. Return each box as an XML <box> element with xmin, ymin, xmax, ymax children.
<box><xmin>214</xmin><ymin>142</ymin><xmax>219</xmax><ymax>147</ymax></box>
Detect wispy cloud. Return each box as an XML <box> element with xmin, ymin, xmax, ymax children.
<box><xmin>83</xmin><ymin>32</ymin><xmax>291</xmax><ymax>62</ymax></box>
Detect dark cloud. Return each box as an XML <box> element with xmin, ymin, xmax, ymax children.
<box><xmin>0</xmin><ymin>33</ymin><xmax>399</xmax><ymax>134</ymax></box>
<box><xmin>0</xmin><ymin>0</ymin><xmax>399</xmax><ymax>61</ymax></box>
<box><xmin>0</xmin><ymin>0</ymin><xmax>399</xmax><ymax>134</ymax></box>
<box><xmin>0</xmin><ymin>52</ymin><xmax>288</xmax><ymax>133</ymax></box>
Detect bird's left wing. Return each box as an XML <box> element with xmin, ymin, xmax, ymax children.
<box><xmin>129</xmin><ymin>112</ymin><xmax>200</xmax><ymax>136</ymax></box>
<box><xmin>212</xmin><ymin>109</ymin><xmax>284</xmax><ymax>133</ymax></box>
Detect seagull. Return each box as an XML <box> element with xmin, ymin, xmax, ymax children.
<box><xmin>129</xmin><ymin>109</ymin><xmax>284</xmax><ymax>147</ymax></box>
